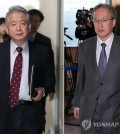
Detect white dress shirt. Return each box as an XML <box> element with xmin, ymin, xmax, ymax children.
<box><xmin>96</xmin><ymin>33</ymin><xmax>114</xmax><ymax>65</ymax></box>
<box><xmin>10</xmin><ymin>40</ymin><xmax>31</xmax><ymax>100</ymax></box>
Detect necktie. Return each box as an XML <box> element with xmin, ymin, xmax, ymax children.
<box><xmin>9</xmin><ymin>47</ymin><xmax>23</xmax><ymax>108</ymax></box>
<box><xmin>98</xmin><ymin>43</ymin><xmax>107</xmax><ymax>78</ymax></box>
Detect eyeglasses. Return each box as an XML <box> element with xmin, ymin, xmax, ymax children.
<box><xmin>93</xmin><ymin>18</ymin><xmax>113</xmax><ymax>24</ymax></box>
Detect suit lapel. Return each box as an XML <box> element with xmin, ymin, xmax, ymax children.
<box><xmin>88</xmin><ymin>37</ymin><xmax>100</xmax><ymax>79</ymax></box>
<box><xmin>104</xmin><ymin>36</ymin><xmax>120</xmax><ymax>79</ymax></box>
<box><xmin>4</xmin><ymin>40</ymin><xmax>10</xmax><ymax>83</ymax></box>
<box><xmin>28</xmin><ymin>41</ymin><xmax>36</xmax><ymax>84</ymax></box>
<box><xmin>2</xmin><ymin>40</ymin><xmax>11</xmax><ymax>98</ymax></box>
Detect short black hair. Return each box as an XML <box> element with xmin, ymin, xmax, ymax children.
<box><xmin>28</xmin><ymin>9</ymin><xmax>44</xmax><ymax>22</ymax></box>
<box><xmin>0</xmin><ymin>17</ymin><xmax>5</xmax><ymax>25</ymax></box>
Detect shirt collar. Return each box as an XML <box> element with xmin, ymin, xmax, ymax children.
<box><xmin>29</xmin><ymin>32</ymin><xmax>36</xmax><ymax>41</ymax></box>
<box><xmin>32</xmin><ymin>32</ymin><xmax>36</xmax><ymax>38</ymax></box>
<box><xmin>97</xmin><ymin>33</ymin><xmax>114</xmax><ymax>47</ymax></box>
<box><xmin>11</xmin><ymin>40</ymin><xmax>28</xmax><ymax>54</ymax></box>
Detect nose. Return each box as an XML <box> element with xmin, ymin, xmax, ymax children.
<box><xmin>97</xmin><ymin>20</ymin><xmax>103</xmax><ymax>26</ymax></box>
<box><xmin>16</xmin><ymin>23</ymin><xmax>21</xmax><ymax>31</ymax></box>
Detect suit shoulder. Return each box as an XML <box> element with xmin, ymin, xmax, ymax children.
<box><xmin>114</xmin><ymin>34</ymin><xmax>120</xmax><ymax>41</ymax></box>
<box><xmin>0</xmin><ymin>40</ymin><xmax>9</xmax><ymax>49</ymax></box>
<box><xmin>36</xmin><ymin>32</ymin><xmax>51</xmax><ymax>41</ymax></box>
<box><xmin>79</xmin><ymin>36</ymin><xmax>97</xmax><ymax>48</ymax></box>
<box><xmin>30</xmin><ymin>41</ymin><xmax>49</xmax><ymax>50</ymax></box>
<box><xmin>0</xmin><ymin>40</ymin><xmax>10</xmax><ymax>58</ymax></box>
<box><xmin>35</xmin><ymin>32</ymin><xmax>52</xmax><ymax>48</ymax></box>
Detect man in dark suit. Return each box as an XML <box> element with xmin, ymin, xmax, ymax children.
<box><xmin>28</xmin><ymin>9</ymin><xmax>55</xmax><ymax>100</ymax></box>
<box><xmin>0</xmin><ymin>5</ymin><xmax>54</xmax><ymax>134</ymax></box>
<box><xmin>73</xmin><ymin>3</ymin><xmax>120</xmax><ymax>134</ymax></box>
<box><xmin>28</xmin><ymin>9</ymin><xmax>56</xmax><ymax>132</ymax></box>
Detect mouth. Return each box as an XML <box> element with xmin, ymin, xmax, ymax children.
<box><xmin>98</xmin><ymin>30</ymin><xmax>104</xmax><ymax>33</ymax></box>
<box><xmin>15</xmin><ymin>33</ymin><xmax>23</xmax><ymax>36</ymax></box>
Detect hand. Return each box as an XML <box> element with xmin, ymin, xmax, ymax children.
<box><xmin>73</xmin><ymin>107</ymin><xmax>80</xmax><ymax>119</ymax></box>
<box><xmin>48</xmin><ymin>92</ymin><xmax>55</xmax><ymax>101</ymax></box>
<box><xmin>32</xmin><ymin>87</ymin><xmax>45</xmax><ymax>102</ymax></box>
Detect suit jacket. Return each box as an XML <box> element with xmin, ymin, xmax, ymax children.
<box><xmin>32</xmin><ymin>32</ymin><xmax>55</xmax><ymax>94</ymax></box>
<box><xmin>73</xmin><ymin>34</ymin><xmax>120</xmax><ymax>125</ymax></box>
<box><xmin>0</xmin><ymin>39</ymin><xmax>53</xmax><ymax>133</ymax></box>
<box><xmin>31</xmin><ymin>32</ymin><xmax>56</xmax><ymax>129</ymax></box>
<box><xmin>34</xmin><ymin>32</ymin><xmax>52</xmax><ymax>48</ymax></box>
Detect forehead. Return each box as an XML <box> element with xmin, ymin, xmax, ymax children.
<box><xmin>94</xmin><ymin>7</ymin><xmax>111</xmax><ymax>17</ymax></box>
<box><xmin>7</xmin><ymin>11</ymin><xmax>27</xmax><ymax>21</ymax></box>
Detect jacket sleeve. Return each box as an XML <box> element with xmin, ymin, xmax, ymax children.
<box><xmin>73</xmin><ymin>45</ymin><xmax>86</xmax><ymax>108</ymax></box>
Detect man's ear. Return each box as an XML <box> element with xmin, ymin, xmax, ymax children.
<box><xmin>113</xmin><ymin>19</ymin><xmax>116</xmax><ymax>28</ymax></box>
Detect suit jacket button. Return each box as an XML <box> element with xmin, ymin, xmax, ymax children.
<box><xmin>96</xmin><ymin>97</ymin><xmax>99</xmax><ymax>100</ymax></box>
<box><xmin>101</xmin><ymin>82</ymin><xmax>103</xmax><ymax>86</ymax></box>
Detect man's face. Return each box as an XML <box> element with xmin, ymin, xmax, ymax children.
<box><xmin>6</xmin><ymin>11</ymin><xmax>31</xmax><ymax>45</ymax></box>
<box><xmin>30</xmin><ymin>15</ymin><xmax>41</xmax><ymax>33</ymax></box>
<box><xmin>93</xmin><ymin>7</ymin><xmax>116</xmax><ymax>41</ymax></box>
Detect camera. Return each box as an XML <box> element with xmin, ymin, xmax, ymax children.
<box><xmin>76</xmin><ymin>9</ymin><xmax>90</xmax><ymax>25</ymax></box>
<box><xmin>75</xmin><ymin>8</ymin><xmax>95</xmax><ymax>40</ymax></box>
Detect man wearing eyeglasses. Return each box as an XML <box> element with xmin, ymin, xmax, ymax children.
<box><xmin>73</xmin><ymin>3</ymin><xmax>120</xmax><ymax>134</ymax></box>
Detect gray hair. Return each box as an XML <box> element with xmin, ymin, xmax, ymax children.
<box><xmin>5</xmin><ymin>5</ymin><xmax>30</xmax><ymax>23</ymax></box>
<box><xmin>92</xmin><ymin>3</ymin><xmax>117</xmax><ymax>20</ymax></box>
